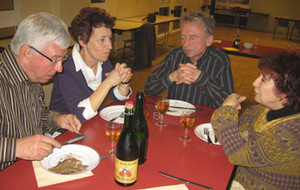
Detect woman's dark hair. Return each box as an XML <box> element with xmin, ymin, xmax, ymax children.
<box><xmin>70</xmin><ymin>7</ymin><xmax>115</xmax><ymax>44</ymax></box>
<box><xmin>259</xmin><ymin>53</ymin><xmax>300</xmax><ymax>110</ymax></box>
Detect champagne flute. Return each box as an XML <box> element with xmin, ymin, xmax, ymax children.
<box><xmin>179</xmin><ymin>112</ymin><xmax>195</xmax><ymax>142</ymax></box>
<box><xmin>155</xmin><ymin>98</ymin><xmax>169</xmax><ymax>127</ymax></box>
<box><xmin>105</xmin><ymin>122</ymin><xmax>122</xmax><ymax>154</ymax></box>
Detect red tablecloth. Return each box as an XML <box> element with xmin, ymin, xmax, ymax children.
<box><xmin>0</xmin><ymin>95</ymin><xmax>233</xmax><ymax>190</ymax></box>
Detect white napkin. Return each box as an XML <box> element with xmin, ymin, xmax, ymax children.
<box><xmin>139</xmin><ymin>184</ymin><xmax>189</xmax><ymax>190</ymax></box>
<box><xmin>32</xmin><ymin>161</ymin><xmax>93</xmax><ymax>187</ymax></box>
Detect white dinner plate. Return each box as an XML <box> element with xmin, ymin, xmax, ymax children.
<box><xmin>166</xmin><ymin>99</ymin><xmax>196</xmax><ymax>116</ymax></box>
<box><xmin>40</xmin><ymin>144</ymin><xmax>100</xmax><ymax>175</ymax></box>
<box><xmin>194</xmin><ymin>123</ymin><xmax>220</xmax><ymax>145</ymax></box>
<box><xmin>99</xmin><ymin>105</ymin><xmax>125</xmax><ymax>124</ymax></box>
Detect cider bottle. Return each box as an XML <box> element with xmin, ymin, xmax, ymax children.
<box><xmin>133</xmin><ymin>92</ymin><xmax>149</xmax><ymax>165</ymax></box>
<box><xmin>233</xmin><ymin>28</ymin><xmax>240</xmax><ymax>49</ymax></box>
<box><xmin>115</xmin><ymin>101</ymin><xmax>139</xmax><ymax>186</ymax></box>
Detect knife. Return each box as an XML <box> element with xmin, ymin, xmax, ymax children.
<box><xmin>159</xmin><ymin>171</ymin><xmax>213</xmax><ymax>190</ymax></box>
<box><xmin>60</xmin><ymin>135</ymin><xmax>86</xmax><ymax>146</ymax></box>
<box><xmin>146</xmin><ymin>102</ymin><xmax>204</xmax><ymax>111</ymax></box>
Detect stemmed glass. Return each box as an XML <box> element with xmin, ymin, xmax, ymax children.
<box><xmin>179</xmin><ymin>112</ymin><xmax>195</xmax><ymax>142</ymax></box>
<box><xmin>143</xmin><ymin>105</ymin><xmax>151</xmax><ymax>120</ymax></box>
<box><xmin>155</xmin><ymin>98</ymin><xmax>169</xmax><ymax>127</ymax></box>
<box><xmin>105</xmin><ymin>122</ymin><xmax>122</xmax><ymax>154</ymax></box>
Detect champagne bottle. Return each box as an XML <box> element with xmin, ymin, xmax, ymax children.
<box><xmin>233</xmin><ymin>28</ymin><xmax>240</xmax><ymax>49</ymax></box>
<box><xmin>133</xmin><ymin>92</ymin><xmax>149</xmax><ymax>165</ymax></box>
<box><xmin>115</xmin><ymin>101</ymin><xmax>139</xmax><ymax>186</ymax></box>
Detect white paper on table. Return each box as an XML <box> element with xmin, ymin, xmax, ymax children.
<box><xmin>138</xmin><ymin>184</ymin><xmax>189</xmax><ymax>190</ymax></box>
<box><xmin>32</xmin><ymin>161</ymin><xmax>93</xmax><ymax>187</ymax></box>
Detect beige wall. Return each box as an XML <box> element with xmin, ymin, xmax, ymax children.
<box><xmin>1</xmin><ymin>0</ymin><xmax>299</xmax><ymax>33</ymax></box>
<box><xmin>6</xmin><ymin>0</ymin><xmax>299</xmax><ymax>106</ymax></box>
<box><xmin>250</xmin><ymin>0</ymin><xmax>300</xmax><ymax>33</ymax></box>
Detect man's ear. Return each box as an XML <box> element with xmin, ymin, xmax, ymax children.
<box><xmin>19</xmin><ymin>45</ymin><xmax>31</xmax><ymax>63</ymax></box>
<box><xmin>206</xmin><ymin>35</ymin><xmax>214</xmax><ymax>47</ymax></box>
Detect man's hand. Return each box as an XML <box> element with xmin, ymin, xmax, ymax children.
<box><xmin>16</xmin><ymin>134</ymin><xmax>61</xmax><ymax>160</ymax></box>
<box><xmin>55</xmin><ymin>114</ymin><xmax>82</xmax><ymax>134</ymax></box>
<box><xmin>169</xmin><ymin>63</ymin><xmax>201</xmax><ymax>85</ymax></box>
<box><xmin>177</xmin><ymin>63</ymin><xmax>201</xmax><ymax>84</ymax></box>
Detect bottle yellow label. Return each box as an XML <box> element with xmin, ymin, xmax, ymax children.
<box><xmin>115</xmin><ymin>158</ymin><xmax>138</xmax><ymax>184</ymax></box>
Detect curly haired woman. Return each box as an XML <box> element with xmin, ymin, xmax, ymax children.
<box><xmin>211</xmin><ymin>53</ymin><xmax>300</xmax><ymax>190</ymax></box>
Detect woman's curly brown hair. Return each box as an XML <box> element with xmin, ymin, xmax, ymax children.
<box><xmin>70</xmin><ymin>7</ymin><xmax>115</xmax><ymax>44</ymax></box>
<box><xmin>258</xmin><ymin>53</ymin><xmax>300</xmax><ymax>110</ymax></box>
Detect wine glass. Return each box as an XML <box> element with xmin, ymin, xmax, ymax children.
<box><xmin>179</xmin><ymin>112</ymin><xmax>195</xmax><ymax>142</ymax></box>
<box><xmin>155</xmin><ymin>98</ymin><xmax>169</xmax><ymax>127</ymax></box>
<box><xmin>143</xmin><ymin>105</ymin><xmax>151</xmax><ymax>120</ymax></box>
<box><xmin>105</xmin><ymin>122</ymin><xmax>122</xmax><ymax>154</ymax></box>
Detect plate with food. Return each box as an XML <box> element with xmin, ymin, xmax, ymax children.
<box><xmin>100</xmin><ymin>105</ymin><xmax>125</xmax><ymax>124</ymax></box>
<box><xmin>166</xmin><ymin>99</ymin><xmax>196</xmax><ymax>116</ymax></box>
<box><xmin>194</xmin><ymin>123</ymin><xmax>220</xmax><ymax>145</ymax></box>
<box><xmin>40</xmin><ymin>144</ymin><xmax>100</xmax><ymax>175</ymax></box>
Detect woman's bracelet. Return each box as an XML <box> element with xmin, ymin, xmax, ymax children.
<box><xmin>121</xmin><ymin>79</ymin><xmax>131</xmax><ymax>85</ymax></box>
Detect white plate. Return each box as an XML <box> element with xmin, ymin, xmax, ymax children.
<box><xmin>166</xmin><ymin>99</ymin><xmax>196</xmax><ymax>116</ymax></box>
<box><xmin>40</xmin><ymin>144</ymin><xmax>100</xmax><ymax>175</ymax></box>
<box><xmin>99</xmin><ymin>105</ymin><xmax>125</xmax><ymax>124</ymax></box>
<box><xmin>194</xmin><ymin>123</ymin><xmax>220</xmax><ymax>145</ymax></box>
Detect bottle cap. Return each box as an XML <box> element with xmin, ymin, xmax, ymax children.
<box><xmin>125</xmin><ymin>101</ymin><xmax>134</xmax><ymax>109</ymax></box>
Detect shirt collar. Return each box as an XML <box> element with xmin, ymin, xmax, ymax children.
<box><xmin>1</xmin><ymin>46</ymin><xmax>31</xmax><ymax>85</ymax></box>
<box><xmin>72</xmin><ymin>43</ymin><xmax>103</xmax><ymax>72</ymax></box>
<box><xmin>196</xmin><ymin>47</ymin><xmax>210</xmax><ymax>66</ymax></box>
<box><xmin>72</xmin><ymin>43</ymin><xmax>103</xmax><ymax>91</ymax></box>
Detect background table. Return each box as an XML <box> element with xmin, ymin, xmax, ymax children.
<box><xmin>0</xmin><ymin>95</ymin><xmax>233</xmax><ymax>190</ymax></box>
<box><xmin>113</xmin><ymin>20</ymin><xmax>143</xmax><ymax>34</ymax></box>
<box><xmin>119</xmin><ymin>15</ymin><xmax>180</xmax><ymax>46</ymax></box>
<box><xmin>212</xmin><ymin>39</ymin><xmax>287</xmax><ymax>58</ymax></box>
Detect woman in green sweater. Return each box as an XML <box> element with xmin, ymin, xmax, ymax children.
<box><xmin>211</xmin><ymin>53</ymin><xmax>300</xmax><ymax>190</ymax></box>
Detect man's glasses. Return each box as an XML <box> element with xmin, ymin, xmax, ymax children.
<box><xmin>29</xmin><ymin>46</ymin><xmax>68</xmax><ymax>64</ymax></box>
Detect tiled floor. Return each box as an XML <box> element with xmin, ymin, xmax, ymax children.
<box><xmin>113</xmin><ymin>25</ymin><xmax>300</xmax><ymax>111</ymax></box>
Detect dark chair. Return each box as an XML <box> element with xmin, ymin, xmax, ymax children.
<box><xmin>122</xmin><ymin>37</ymin><xmax>135</xmax><ymax>62</ymax></box>
<box><xmin>290</xmin><ymin>21</ymin><xmax>300</xmax><ymax>40</ymax></box>
<box><xmin>133</xmin><ymin>23</ymin><xmax>156</xmax><ymax>69</ymax></box>
<box><xmin>272</xmin><ymin>17</ymin><xmax>290</xmax><ymax>40</ymax></box>
<box><xmin>231</xmin><ymin>7</ymin><xmax>251</xmax><ymax>29</ymax></box>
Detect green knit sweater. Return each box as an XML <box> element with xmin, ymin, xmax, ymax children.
<box><xmin>211</xmin><ymin>105</ymin><xmax>300</xmax><ymax>190</ymax></box>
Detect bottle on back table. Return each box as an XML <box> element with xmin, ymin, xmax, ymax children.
<box><xmin>133</xmin><ymin>92</ymin><xmax>149</xmax><ymax>165</ymax></box>
<box><xmin>115</xmin><ymin>101</ymin><xmax>139</xmax><ymax>186</ymax></box>
<box><xmin>233</xmin><ymin>28</ymin><xmax>240</xmax><ymax>49</ymax></box>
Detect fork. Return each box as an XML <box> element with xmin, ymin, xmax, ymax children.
<box><xmin>204</xmin><ymin>128</ymin><xmax>213</xmax><ymax>144</ymax></box>
<box><xmin>109</xmin><ymin>112</ymin><xmax>124</xmax><ymax>123</ymax></box>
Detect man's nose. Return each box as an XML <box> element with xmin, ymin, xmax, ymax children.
<box><xmin>55</xmin><ymin>62</ymin><xmax>63</xmax><ymax>73</ymax></box>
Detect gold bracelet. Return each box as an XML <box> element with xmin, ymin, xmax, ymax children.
<box><xmin>121</xmin><ymin>79</ymin><xmax>131</xmax><ymax>85</ymax></box>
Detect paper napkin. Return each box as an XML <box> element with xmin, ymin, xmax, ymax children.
<box><xmin>223</xmin><ymin>47</ymin><xmax>240</xmax><ymax>51</ymax></box>
<box><xmin>32</xmin><ymin>161</ymin><xmax>93</xmax><ymax>187</ymax></box>
<box><xmin>139</xmin><ymin>184</ymin><xmax>189</xmax><ymax>190</ymax></box>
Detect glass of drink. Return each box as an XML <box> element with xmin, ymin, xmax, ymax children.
<box><xmin>179</xmin><ymin>112</ymin><xmax>195</xmax><ymax>142</ymax></box>
<box><xmin>155</xmin><ymin>98</ymin><xmax>169</xmax><ymax>127</ymax></box>
<box><xmin>143</xmin><ymin>105</ymin><xmax>150</xmax><ymax>120</ymax></box>
<box><xmin>105</xmin><ymin>122</ymin><xmax>122</xmax><ymax>154</ymax></box>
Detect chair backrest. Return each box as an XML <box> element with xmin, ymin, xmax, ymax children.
<box><xmin>293</xmin><ymin>21</ymin><xmax>300</xmax><ymax>28</ymax></box>
<box><xmin>277</xmin><ymin>19</ymin><xmax>289</xmax><ymax>27</ymax></box>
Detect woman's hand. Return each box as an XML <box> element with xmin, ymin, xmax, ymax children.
<box><xmin>105</xmin><ymin>63</ymin><xmax>132</xmax><ymax>86</ymax></box>
<box><xmin>222</xmin><ymin>93</ymin><xmax>246</xmax><ymax>110</ymax></box>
